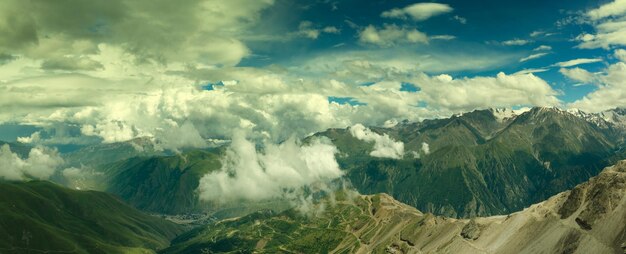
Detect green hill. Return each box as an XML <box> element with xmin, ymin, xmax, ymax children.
<box><xmin>0</xmin><ymin>180</ymin><xmax>185</xmax><ymax>253</ymax></box>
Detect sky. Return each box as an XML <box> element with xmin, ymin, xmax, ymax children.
<box><xmin>0</xmin><ymin>0</ymin><xmax>625</xmax><ymax>150</ymax></box>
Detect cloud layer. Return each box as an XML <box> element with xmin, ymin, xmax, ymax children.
<box><xmin>0</xmin><ymin>0</ymin><xmax>274</xmax><ymax>66</ymax></box>
<box><xmin>577</xmin><ymin>0</ymin><xmax>626</xmax><ymax>49</ymax></box>
<box><xmin>197</xmin><ymin>133</ymin><xmax>343</xmax><ymax>203</ymax></box>
<box><xmin>349</xmin><ymin>124</ymin><xmax>404</xmax><ymax>159</ymax></box>
<box><xmin>0</xmin><ymin>145</ymin><xmax>63</xmax><ymax>180</ymax></box>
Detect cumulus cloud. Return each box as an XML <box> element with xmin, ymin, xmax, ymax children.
<box><xmin>17</xmin><ymin>131</ymin><xmax>41</xmax><ymax>144</ymax></box>
<box><xmin>0</xmin><ymin>44</ymin><xmax>562</xmax><ymax>150</ymax></box>
<box><xmin>349</xmin><ymin>124</ymin><xmax>404</xmax><ymax>159</ymax></box>
<box><xmin>553</xmin><ymin>58</ymin><xmax>603</xmax><ymax>67</ymax></box>
<box><xmin>586</xmin><ymin>0</ymin><xmax>626</xmax><ymax>20</ymax></box>
<box><xmin>566</xmin><ymin>42</ymin><xmax>626</xmax><ymax>111</ymax></box>
<box><xmin>569</xmin><ymin>62</ymin><xmax>626</xmax><ymax>111</ymax></box>
<box><xmin>520</xmin><ymin>53</ymin><xmax>548</xmax><ymax>62</ymax></box>
<box><xmin>577</xmin><ymin>0</ymin><xmax>626</xmax><ymax>49</ymax></box>
<box><xmin>359</xmin><ymin>25</ymin><xmax>428</xmax><ymax>46</ymax></box>
<box><xmin>196</xmin><ymin>133</ymin><xmax>343</xmax><ymax>203</ymax></box>
<box><xmin>0</xmin><ymin>0</ymin><xmax>274</xmax><ymax>66</ymax></box>
<box><xmin>381</xmin><ymin>3</ymin><xmax>453</xmax><ymax>21</ymax></box>
<box><xmin>413</xmin><ymin>72</ymin><xmax>560</xmax><ymax>111</ymax></box>
<box><xmin>0</xmin><ymin>145</ymin><xmax>63</xmax><ymax>180</ymax></box>
<box><xmin>559</xmin><ymin>67</ymin><xmax>596</xmax><ymax>84</ymax></box>
<box><xmin>615</xmin><ymin>48</ymin><xmax>626</xmax><ymax>62</ymax></box>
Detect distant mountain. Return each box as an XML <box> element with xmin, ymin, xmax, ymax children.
<box><xmin>313</xmin><ymin>107</ymin><xmax>622</xmax><ymax>217</ymax></box>
<box><xmin>163</xmin><ymin>160</ymin><xmax>626</xmax><ymax>253</ymax></box>
<box><xmin>63</xmin><ymin>107</ymin><xmax>625</xmax><ymax>219</ymax></box>
<box><xmin>98</xmin><ymin>149</ymin><xmax>294</xmax><ymax>217</ymax></box>
<box><xmin>99</xmin><ymin>150</ymin><xmax>222</xmax><ymax>214</ymax></box>
<box><xmin>63</xmin><ymin>137</ymin><xmax>165</xmax><ymax>168</ymax></box>
<box><xmin>0</xmin><ymin>180</ymin><xmax>185</xmax><ymax>253</ymax></box>
<box><xmin>568</xmin><ymin>107</ymin><xmax>626</xmax><ymax>146</ymax></box>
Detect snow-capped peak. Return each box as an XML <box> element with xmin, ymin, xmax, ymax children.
<box><xmin>490</xmin><ymin>107</ymin><xmax>530</xmax><ymax>122</ymax></box>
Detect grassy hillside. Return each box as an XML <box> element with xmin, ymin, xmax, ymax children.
<box><xmin>0</xmin><ymin>180</ymin><xmax>185</xmax><ymax>254</ymax></box>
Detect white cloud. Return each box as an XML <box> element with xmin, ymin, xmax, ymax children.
<box><xmin>577</xmin><ymin>0</ymin><xmax>626</xmax><ymax>49</ymax></box>
<box><xmin>553</xmin><ymin>58</ymin><xmax>603</xmax><ymax>67</ymax></box>
<box><xmin>323</xmin><ymin>26</ymin><xmax>340</xmax><ymax>34</ymax></box>
<box><xmin>17</xmin><ymin>131</ymin><xmax>41</xmax><ymax>144</ymax></box>
<box><xmin>533</xmin><ymin>45</ymin><xmax>552</xmax><ymax>51</ymax></box>
<box><xmin>431</xmin><ymin>35</ymin><xmax>456</xmax><ymax>40</ymax></box>
<box><xmin>413</xmin><ymin>72</ymin><xmax>560</xmax><ymax>111</ymax></box>
<box><xmin>569</xmin><ymin>62</ymin><xmax>626</xmax><ymax>112</ymax></box>
<box><xmin>0</xmin><ymin>39</ymin><xmax>560</xmax><ymax>151</ymax></box>
<box><xmin>382</xmin><ymin>3</ymin><xmax>453</xmax><ymax>21</ymax></box>
<box><xmin>421</xmin><ymin>142</ymin><xmax>430</xmax><ymax>155</ymax></box>
<box><xmin>297</xmin><ymin>21</ymin><xmax>340</xmax><ymax>39</ymax></box>
<box><xmin>559</xmin><ymin>67</ymin><xmax>596</xmax><ymax>84</ymax></box>
<box><xmin>587</xmin><ymin>0</ymin><xmax>626</xmax><ymax>20</ymax></box>
<box><xmin>359</xmin><ymin>25</ymin><xmax>428</xmax><ymax>46</ymax></box>
<box><xmin>502</xmin><ymin>39</ymin><xmax>532</xmax><ymax>46</ymax></box>
<box><xmin>0</xmin><ymin>144</ymin><xmax>63</xmax><ymax>180</ymax></box>
<box><xmin>297</xmin><ymin>46</ymin><xmax>520</xmax><ymax>75</ymax></box>
<box><xmin>520</xmin><ymin>53</ymin><xmax>549</xmax><ymax>62</ymax></box>
<box><xmin>349</xmin><ymin>124</ymin><xmax>404</xmax><ymax>159</ymax></box>
<box><xmin>615</xmin><ymin>49</ymin><xmax>626</xmax><ymax>62</ymax></box>
<box><xmin>0</xmin><ymin>0</ymin><xmax>275</xmax><ymax>67</ymax></box>
<box><xmin>196</xmin><ymin>133</ymin><xmax>343</xmax><ymax>203</ymax></box>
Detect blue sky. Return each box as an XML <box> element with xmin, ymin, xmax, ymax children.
<box><xmin>238</xmin><ymin>0</ymin><xmax>620</xmax><ymax>103</ymax></box>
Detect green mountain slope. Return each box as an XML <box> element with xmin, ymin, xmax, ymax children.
<box><xmin>0</xmin><ymin>180</ymin><xmax>185</xmax><ymax>254</ymax></box>
<box><xmin>100</xmin><ymin>149</ymin><xmax>293</xmax><ymax>217</ymax></box>
<box><xmin>315</xmin><ymin>107</ymin><xmax>620</xmax><ymax>217</ymax></box>
<box><xmin>63</xmin><ymin>137</ymin><xmax>165</xmax><ymax>168</ymax></box>
<box><xmin>101</xmin><ymin>150</ymin><xmax>222</xmax><ymax>214</ymax></box>
<box><xmin>163</xmin><ymin>160</ymin><xmax>626</xmax><ymax>253</ymax></box>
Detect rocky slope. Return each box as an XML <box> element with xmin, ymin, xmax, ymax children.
<box><xmin>163</xmin><ymin>160</ymin><xmax>626</xmax><ymax>253</ymax></box>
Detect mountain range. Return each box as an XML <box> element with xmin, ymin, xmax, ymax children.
<box><xmin>3</xmin><ymin>106</ymin><xmax>626</xmax><ymax>252</ymax></box>
<box><xmin>55</xmin><ymin>107</ymin><xmax>626</xmax><ymax>218</ymax></box>
<box><xmin>163</xmin><ymin>159</ymin><xmax>626</xmax><ymax>253</ymax></box>
<box><xmin>314</xmin><ymin>107</ymin><xmax>626</xmax><ymax>217</ymax></box>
